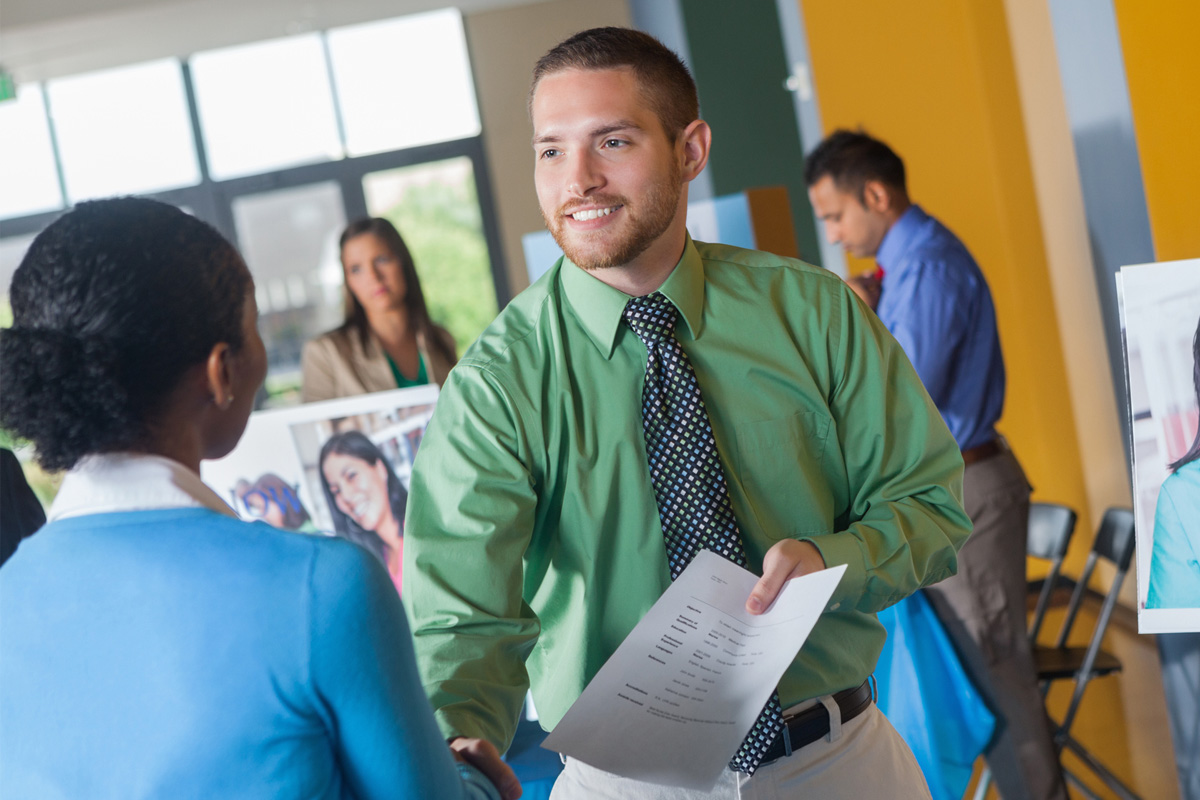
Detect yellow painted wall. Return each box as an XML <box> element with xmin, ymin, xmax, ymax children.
<box><xmin>1114</xmin><ymin>0</ymin><xmax>1200</xmax><ymax>262</ymax></box>
<box><xmin>801</xmin><ymin>0</ymin><xmax>1092</xmax><ymax>536</ymax></box>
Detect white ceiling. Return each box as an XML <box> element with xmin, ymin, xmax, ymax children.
<box><xmin>0</xmin><ymin>0</ymin><xmax>549</xmax><ymax>82</ymax></box>
<box><xmin>2</xmin><ymin>0</ymin><xmax>163</xmax><ymax>29</ymax></box>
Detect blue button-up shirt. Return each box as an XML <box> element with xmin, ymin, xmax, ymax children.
<box><xmin>875</xmin><ymin>205</ymin><xmax>1005</xmax><ymax>451</ymax></box>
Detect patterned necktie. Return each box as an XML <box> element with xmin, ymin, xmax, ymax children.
<box><xmin>623</xmin><ymin>291</ymin><xmax>784</xmax><ymax>776</ymax></box>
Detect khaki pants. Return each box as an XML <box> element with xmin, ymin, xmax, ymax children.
<box><xmin>549</xmin><ymin>704</ymin><xmax>930</xmax><ymax>799</ymax></box>
<box><xmin>924</xmin><ymin>447</ymin><xmax>1067</xmax><ymax>800</ymax></box>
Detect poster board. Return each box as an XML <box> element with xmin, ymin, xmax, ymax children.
<box><xmin>1120</xmin><ymin>259</ymin><xmax>1200</xmax><ymax>633</ymax></box>
<box><xmin>201</xmin><ymin>386</ymin><xmax>438</xmax><ymax>594</ymax></box>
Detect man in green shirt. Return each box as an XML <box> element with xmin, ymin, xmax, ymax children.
<box><xmin>404</xmin><ymin>26</ymin><xmax>970</xmax><ymax>798</ymax></box>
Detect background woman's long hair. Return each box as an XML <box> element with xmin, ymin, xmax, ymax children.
<box><xmin>318</xmin><ymin>430</ymin><xmax>408</xmax><ymax>565</ymax></box>
<box><xmin>1169</xmin><ymin>314</ymin><xmax>1200</xmax><ymax>472</ymax></box>
<box><xmin>338</xmin><ymin>218</ymin><xmax>456</xmax><ymax>368</ymax></box>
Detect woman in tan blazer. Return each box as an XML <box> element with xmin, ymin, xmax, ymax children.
<box><xmin>302</xmin><ymin>218</ymin><xmax>457</xmax><ymax>402</ymax></box>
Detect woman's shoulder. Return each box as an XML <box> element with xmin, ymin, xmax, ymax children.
<box><xmin>301</xmin><ymin>326</ymin><xmax>385</xmax><ymax>401</ymax></box>
<box><xmin>1163</xmin><ymin>458</ymin><xmax>1200</xmax><ymax>491</ymax></box>
<box><xmin>164</xmin><ymin>513</ymin><xmax>386</xmax><ymax>601</ymax></box>
<box><xmin>304</xmin><ymin>325</ymin><xmax>356</xmax><ymax>356</ymax></box>
<box><xmin>419</xmin><ymin>323</ymin><xmax>459</xmax><ymax>386</ymax></box>
<box><xmin>1160</xmin><ymin>459</ymin><xmax>1200</xmax><ymax>506</ymax></box>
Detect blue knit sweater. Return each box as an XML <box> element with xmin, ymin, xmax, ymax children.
<box><xmin>0</xmin><ymin>507</ymin><xmax>498</xmax><ymax>799</ymax></box>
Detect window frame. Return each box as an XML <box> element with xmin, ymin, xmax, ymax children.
<box><xmin>1</xmin><ymin>31</ymin><xmax>510</xmax><ymax>310</ymax></box>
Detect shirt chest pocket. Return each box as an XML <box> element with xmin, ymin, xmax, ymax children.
<box><xmin>734</xmin><ymin>411</ymin><xmax>837</xmax><ymax>538</ymax></box>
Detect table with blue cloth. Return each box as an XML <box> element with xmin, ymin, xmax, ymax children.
<box><xmin>875</xmin><ymin>591</ymin><xmax>996</xmax><ymax>800</ymax></box>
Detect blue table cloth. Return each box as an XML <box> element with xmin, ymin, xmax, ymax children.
<box><xmin>875</xmin><ymin>591</ymin><xmax>996</xmax><ymax>800</ymax></box>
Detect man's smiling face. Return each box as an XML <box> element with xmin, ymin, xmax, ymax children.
<box><xmin>531</xmin><ymin>67</ymin><xmax>685</xmax><ymax>273</ymax></box>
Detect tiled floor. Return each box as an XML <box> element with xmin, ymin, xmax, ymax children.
<box><xmin>966</xmin><ymin>598</ymin><xmax>1181</xmax><ymax>799</ymax></box>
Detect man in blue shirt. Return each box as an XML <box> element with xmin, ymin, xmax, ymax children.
<box><xmin>806</xmin><ymin>130</ymin><xmax>1067</xmax><ymax>800</ymax></box>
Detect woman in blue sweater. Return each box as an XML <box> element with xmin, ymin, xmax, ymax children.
<box><xmin>0</xmin><ymin>198</ymin><xmax>520</xmax><ymax>800</ymax></box>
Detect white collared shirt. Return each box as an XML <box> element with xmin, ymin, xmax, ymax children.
<box><xmin>48</xmin><ymin>452</ymin><xmax>237</xmax><ymax>522</ymax></box>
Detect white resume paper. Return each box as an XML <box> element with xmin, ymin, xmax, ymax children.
<box><xmin>541</xmin><ymin>550</ymin><xmax>846</xmax><ymax>790</ymax></box>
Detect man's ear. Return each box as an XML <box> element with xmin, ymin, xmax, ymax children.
<box><xmin>679</xmin><ymin>119</ymin><xmax>712</xmax><ymax>182</ymax></box>
<box><xmin>862</xmin><ymin>179</ymin><xmax>893</xmax><ymax>213</ymax></box>
<box><xmin>205</xmin><ymin>342</ymin><xmax>235</xmax><ymax>411</ymax></box>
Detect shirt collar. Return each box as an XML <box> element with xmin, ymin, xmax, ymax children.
<box><xmin>48</xmin><ymin>452</ymin><xmax>237</xmax><ymax>522</ymax></box>
<box><xmin>876</xmin><ymin>203</ymin><xmax>929</xmax><ymax>274</ymax></box>
<box><xmin>561</xmin><ymin>236</ymin><xmax>706</xmax><ymax>358</ymax></box>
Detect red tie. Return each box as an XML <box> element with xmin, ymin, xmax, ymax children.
<box><xmin>874</xmin><ymin>265</ymin><xmax>885</xmax><ymax>282</ymax></box>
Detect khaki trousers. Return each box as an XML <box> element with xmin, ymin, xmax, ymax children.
<box><xmin>549</xmin><ymin>704</ymin><xmax>930</xmax><ymax>799</ymax></box>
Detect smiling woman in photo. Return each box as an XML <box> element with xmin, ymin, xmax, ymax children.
<box><xmin>319</xmin><ymin>430</ymin><xmax>407</xmax><ymax>595</ymax></box>
<box><xmin>1147</xmin><ymin>312</ymin><xmax>1200</xmax><ymax>609</ymax></box>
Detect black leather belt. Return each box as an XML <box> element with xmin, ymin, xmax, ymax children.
<box><xmin>758</xmin><ymin>679</ymin><xmax>875</xmax><ymax>765</ymax></box>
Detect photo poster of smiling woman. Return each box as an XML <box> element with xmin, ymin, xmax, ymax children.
<box><xmin>1120</xmin><ymin>258</ymin><xmax>1200</xmax><ymax>633</ymax></box>
<box><xmin>201</xmin><ymin>386</ymin><xmax>439</xmax><ymax>596</ymax></box>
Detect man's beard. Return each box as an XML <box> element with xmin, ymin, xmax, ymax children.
<box><xmin>543</xmin><ymin>162</ymin><xmax>682</xmax><ymax>271</ymax></box>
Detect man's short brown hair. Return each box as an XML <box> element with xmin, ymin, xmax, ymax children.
<box><xmin>530</xmin><ymin>27</ymin><xmax>699</xmax><ymax>138</ymax></box>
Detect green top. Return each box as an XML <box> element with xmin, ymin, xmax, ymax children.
<box><xmin>386</xmin><ymin>351</ymin><xmax>428</xmax><ymax>388</ymax></box>
<box><xmin>404</xmin><ymin>239</ymin><xmax>970</xmax><ymax>750</ymax></box>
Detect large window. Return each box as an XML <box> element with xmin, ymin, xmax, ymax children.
<box><xmin>327</xmin><ymin>11</ymin><xmax>481</xmax><ymax>156</ymax></box>
<box><xmin>0</xmin><ymin>9</ymin><xmax>506</xmax><ymax>408</ymax></box>
<box><xmin>48</xmin><ymin>60</ymin><xmax>201</xmax><ymax>202</ymax></box>
<box><xmin>0</xmin><ymin>87</ymin><xmax>61</xmax><ymax>220</ymax></box>
<box><xmin>191</xmin><ymin>35</ymin><xmax>343</xmax><ymax>180</ymax></box>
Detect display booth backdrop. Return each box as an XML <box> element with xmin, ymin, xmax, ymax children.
<box><xmin>1119</xmin><ymin>259</ymin><xmax>1200</xmax><ymax>633</ymax></box>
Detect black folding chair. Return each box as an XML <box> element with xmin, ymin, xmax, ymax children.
<box><xmin>1027</xmin><ymin>502</ymin><xmax>1078</xmax><ymax>643</ymax></box>
<box><xmin>1034</xmin><ymin>507</ymin><xmax>1142</xmax><ymax>800</ymax></box>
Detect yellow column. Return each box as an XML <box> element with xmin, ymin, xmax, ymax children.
<box><xmin>1114</xmin><ymin>0</ymin><xmax>1200</xmax><ymax>261</ymax></box>
<box><xmin>801</xmin><ymin>0</ymin><xmax>1091</xmax><ymax>531</ymax></box>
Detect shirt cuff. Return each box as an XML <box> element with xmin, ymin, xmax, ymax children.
<box><xmin>436</xmin><ymin>708</ymin><xmax>509</xmax><ymax>751</ymax></box>
<box><xmin>801</xmin><ymin>531</ymin><xmax>867</xmax><ymax>612</ymax></box>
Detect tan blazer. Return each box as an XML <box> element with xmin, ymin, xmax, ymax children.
<box><xmin>300</xmin><ymin>325</ymin><xmax>458</xmax><ymax>403</ymax></box>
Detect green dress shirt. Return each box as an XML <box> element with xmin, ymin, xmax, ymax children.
<box><xmin>404</xmin><ymin>238</ymin><xmax>970</xmax><ymax>751</ymax></box>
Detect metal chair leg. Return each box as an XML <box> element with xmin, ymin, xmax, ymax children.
<box><xmin>970</xmin><ymin>766</ymin><xmax>992</xmax><ymax>800</ymax></box>
<box><xmin>1059</xmin><ymin>734</ymin><xmax>1144</xmax><ymax>800</ymax></box>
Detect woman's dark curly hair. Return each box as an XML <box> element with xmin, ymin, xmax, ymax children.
<box><xmin>317</xmin><ymin>430</ymin><xmax>407</xmax><ymax>565</ymax></box>
<box><xmin>0</xmin><ymin>198</ymin><xmax>251</xmax><ymax>471</ymax></box>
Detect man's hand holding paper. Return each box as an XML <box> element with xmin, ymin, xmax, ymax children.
<box><xmin>542</xmin><ymin>551</ymin><xmax>847</xmax><ymax>791</ymax></box>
